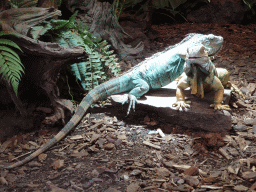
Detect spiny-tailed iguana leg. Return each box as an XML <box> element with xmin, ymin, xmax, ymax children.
<box><xmin>216</xmin><ymin>68</ymin><xmax>245</xmax><ymax>100</ymax></box>
<box><xmin>207</xmin><ymin>76</ymin><xmax>231</xmax><ymax>110</ymax></box>
<box><xmin>122</xmin><ymin>78</ymin><xmax>150</xmax><ymax>115</ymax></box>
<box><xmin>173</xmin><ymin>76</ymin><xmax>191</xmax><ymax>110</ymax></box>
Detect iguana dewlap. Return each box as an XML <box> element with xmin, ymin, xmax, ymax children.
<box><xmin>6</xmin><ymin>33</ymin><xmax>224</xmax><ymax>169</ymax></box>
<box><xmin>174</xmin><ymin>45</ymin><xmax>241</xmax><ymax>111</ymax></box>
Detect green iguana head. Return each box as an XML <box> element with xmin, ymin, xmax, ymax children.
<box><xmin>197</xmin><ymin>34</ymin><xmax>223</xmax><ymax>56</ymax></box>
<box><xmin>175</xmin><ymin>33</ymin><xmax>223</xmax><ymax>59</ymax></box>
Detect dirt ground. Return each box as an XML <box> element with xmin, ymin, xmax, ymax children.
<box><xmin>0</xmin><ymin>19</ymin><xmax>256</xmax><ymax>191</ymax></box>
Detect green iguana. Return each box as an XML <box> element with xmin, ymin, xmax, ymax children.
<box><xmin>6</xmin><ymin>33</ymin><xmax>224</xmax><ymax>169</ymax></box>
<box><xmin>173</xmin><ymin>45</ymin><xmax>245</xmax><ymax>110</ymax></box>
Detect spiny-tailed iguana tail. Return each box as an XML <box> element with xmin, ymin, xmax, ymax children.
<box><xmin>6</xmin><ymin>33</ymin><xmax>224</xmax><ymax>169</ymax></box>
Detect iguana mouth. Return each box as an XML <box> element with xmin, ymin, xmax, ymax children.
<box><xmin>188</xmin><ymin>57</ymin><xmax>202</xmax><ymax>59</ymax></box>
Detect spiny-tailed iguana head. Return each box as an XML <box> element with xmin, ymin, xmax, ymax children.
<box><xmin>184</xmin><ymin>45</ymin><xmax>214</xmax><ymax>76</ymax></box>
<box><xmin>186</xmin><ymin>45</ymin><xmax>209</xmax><ymax>64</ymax></box>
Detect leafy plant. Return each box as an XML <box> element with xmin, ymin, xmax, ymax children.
<box><xmin>113</xmin><ymin>0</ymin><xmax>197</xmax><ymax>20</ymax></box>
<box><xmin>8</xmin><ymin>0</ymin><xmax>38</xmax><ymax>8</ymax></box>
<box><xmin>28</xmin><ymin>11</ymin><xmax>120</xmax><ymax>92</ymax></box>
<box><xmin>0</xmin><ymin>31</ymin><xmax>24</xmax><ymax>95</ymax></box>
<box><xmin>243</xmin><ymin>0</ymin><xmax>256</xmax><ymax>9</ymax></box>
<box><xmin>8</xmin><ymin>0</ymin><xmax>62</xmax><ymax>8</ymax></box>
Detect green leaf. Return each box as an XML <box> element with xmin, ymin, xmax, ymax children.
<box><xmin>0</xmin><ymin>39</ymin><xmax>23</xmax><ymax>52</ymax></box>
<box><xmin>169</xmin><ymin>0</ymin><xmax>187</xmax><ymax>10</ymax></box>
<box><xmin>243</xmin><ymin>0</ymin><xmax>255</xmax><ymax>8</ymax></box>
<box><xmin>0</xmin><ymin>46</ymin><xmax>20</xmax><ymax>60</ymax></box>
<box><xmin>0</xmin><ymin>63</ymin><xmax>9</xmax><ymax>78</ymax></box>
<box><xmin>0</xmin><ymin>31</ymin><xmax>17</xmax><ymax>37</ymax></box>
<box><xmin>2</xmin><ymin>52</ymin><xmax>23</xmax><ymax>66</ymax></box>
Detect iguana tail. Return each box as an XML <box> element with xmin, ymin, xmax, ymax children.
<box><xmin>6</xmin><ymin>77</ymin><xmax>126</xmax><ymax>169</ymax></box>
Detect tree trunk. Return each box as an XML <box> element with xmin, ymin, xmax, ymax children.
<box><xmin>0</xmin><ymin>0</ymin><xmax>10</xmax><ymax>13</ymax></box>
<box><xmin>37</xmin><ymin>0</ymin><xmax>58</xmax><ymax>8</ymax></box>
<box><xmin>0</xmin><ymin>7</ymin><xmax>86</xmax><ymax>124</ymax></box>
<box><xmin>64</xmin><ymin>0</ymin><xmax>144</xmax><ymax>59</ymax></box>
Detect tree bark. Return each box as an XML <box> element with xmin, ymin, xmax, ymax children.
<box><xmin>0</xmin><ymin>7</ymin><xmax>87</xmax><ymax>123</ymax></box>
<box><xmin>37</xmin><ymin>0</ymin><xmax>58</xmax><ymax>8</ymax></box>
<box><xmin>0</xmin><ymin>0</ymin><xmax>10</xmax><ymax>13</ymax></box>
<box><xmin>64</xmin><ymin>0</ymin><xmax>144</xmax><ymax>59</ymax></box>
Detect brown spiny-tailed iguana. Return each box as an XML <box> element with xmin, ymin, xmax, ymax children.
<box><xmin>173</xmin><ymin>45</ymin><xmax>245</xmax><ymax>110</ymax></box>
<box><xmin>6</xmin><ymin>33</ymin><xmax>224</xmax><ymax>169</ymax></box>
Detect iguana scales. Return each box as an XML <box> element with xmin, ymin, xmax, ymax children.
<box><xmin>173</xmin><ymin>45</ymin><xmax>245</xmax><ymax>110</ymax></box>
<box><xmin>6</xmin><ymin>33</ymin><xmax>224</xmax><ymax>169</ymax></box>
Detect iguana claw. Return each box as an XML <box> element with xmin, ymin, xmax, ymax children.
<box><xmin>173</xmin><ymin>101</ymin><xmax>190</xmax><ymax>110</ymax></box>
<box><xmin>210</xmin><ymin>103</ymin><xmax>231</xmax><ymax>110</ymax></box>
<box><xmin>122</xmin><ymin>94</ymin><xmax>138</xmax><ymax>115</ymax></box>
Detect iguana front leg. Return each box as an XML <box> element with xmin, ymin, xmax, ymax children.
<box><xmin>207</xmin><ymin>76</ymin><xmax>231</xmax><ymax>110</ymax></box>
<box><xmin>122</xmin><ymin>78</ymin><xmax>150</xmax><ymax>115</ymax></box>
<box><xmin>173</xmin><ymin>75</ymin><xmax>191</xmax><ymax>110</ymax></box>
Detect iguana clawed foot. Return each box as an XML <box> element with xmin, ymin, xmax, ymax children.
<box><xmin>210</xmin><ymin>103</ymin><xmax>231</xmax><ymax>110</ymax></box>
<box><xmin>173</xmin><ymin>101</ymin><xmax>191</xmax><ymax>110</ymax></box>
<box><xmin>122</xmin><ymin>94</ymin><xmax>138</xmax><ymax>115</ymax></box>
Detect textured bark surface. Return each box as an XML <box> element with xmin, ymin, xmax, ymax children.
<box><xmin>0</xmin><ymin>8</ymin><xmax>87</xmax><ymax>124</ymax></box>
<box><xmin>0</xmin><ymin>0</ymin><xmax>10</xmax><ymax>13</ymax></box>
<box><xmin>64</xmin><ymin>0</ymin><xmax>144</xmax><ymax>59</ymax></box>
<box><xmin>8</xmin><ymin>33</ymin><xmax>87</xmax><ymax>124</ymax></box>
<box><xmin>0</xmin><ymin>7</ymin><xmax>61</xmax><ymax>35</ymax></box>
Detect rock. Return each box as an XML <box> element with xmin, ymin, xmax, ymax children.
<box><xmin>233</xmin><ymin>125</ymin><xmax>247</xmax><ymax>132</ymax></box>
<box><xmin>111</xmin><ymin>82</ymin><xmax>232</xmax><ymax>132</ymax></box>
<box><xmin>244</xmin><ymin>118</ymin><xmax>256</xmax><ymax>126</ymax></box>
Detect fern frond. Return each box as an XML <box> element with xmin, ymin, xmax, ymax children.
<box><xmin>9</xmin><ymin>0</ymin><xmax>38</xmax><ymax>8</ymax></box>
<box><xmin>29</xmin><ymin>14</ymin><xmax>120</xmax><ymax>93</ymax></box>
<box><xmin>0</xmin><ymin>32</ymin><xmax>24</xmax><ymax>95</ymax></box>
<box><xmin>0</xmin><ymin>31</ymin><xmax>18</xmax><ymax>37</ymax></box>
<box><xmin>0</xmin><ymin>46</ymin><xmax>21</xmax><ymax>60</ymax></box>
<box><xmin>0</xmin><ymin>39</ymin><xmax>23</xmax><ymax>52</ymax></box>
